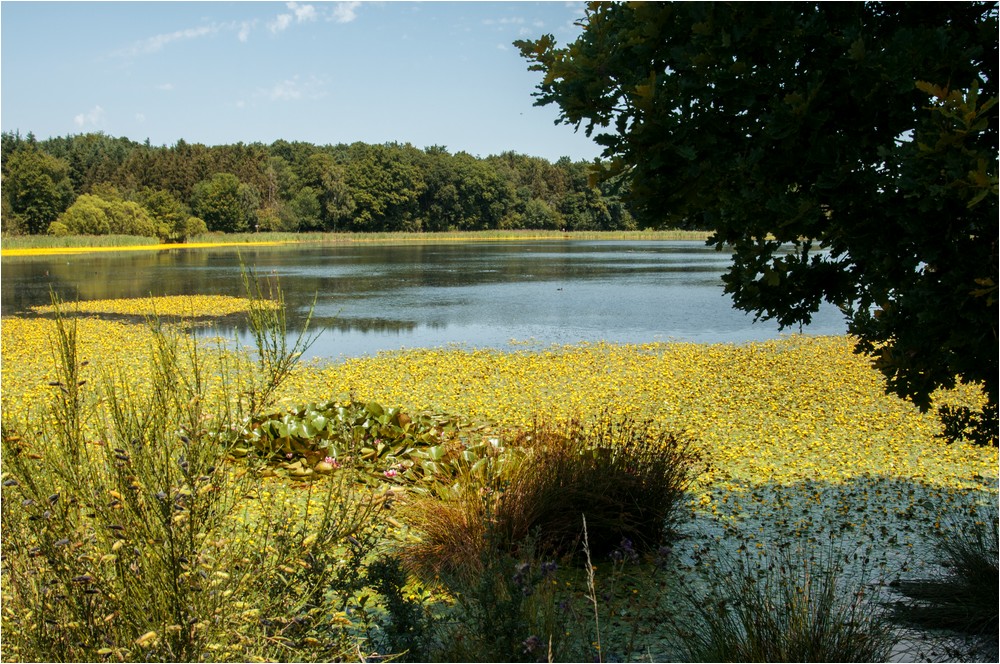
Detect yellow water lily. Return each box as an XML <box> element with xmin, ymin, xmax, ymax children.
<box><xmin>29</xmin><ymin>294</ymin><xmax>278</xmax><ymax>318</ymax></box>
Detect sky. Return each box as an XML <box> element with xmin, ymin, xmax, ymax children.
<box><xmin>1</xmin><ymin>1</ymin><xmax>603</xmax><ymax>162</ymax></box>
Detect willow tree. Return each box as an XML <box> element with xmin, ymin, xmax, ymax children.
<box><xmin>517</xmin><ymin>2</ymin><xmax>998</xmax><ymax>444</ymax></box>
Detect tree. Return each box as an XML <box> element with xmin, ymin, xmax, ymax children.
<box><xmin>191</xmin><ymin>173</ymin><xmax>251</xmax><ymax>233</ymax></box>
<box><xmin>139</xmin><ymin>188</ymin><xmax>189</xmax><ymax>240</ymax></box>
<box><xmin>53</xmin><ymin>193</ymin><xmax>158</xmax><ymax>237</ymax></box>
<box><xmin>517</xmin><ymin>2</ymin><xmax>998</xmax><ymax>444</ymax></box>
<box><xmin>2</xmin><ymin>147</ymin><xmax>75</xmax><ymax>233</ymax></box>
<box><xmin>344</xmin><ymin>143</ymin><xmax>426</xmax><ymax>231</ymax></box>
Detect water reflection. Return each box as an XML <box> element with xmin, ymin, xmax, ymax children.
<box><xmin>1</xmin><ymin>240</ymin><xmax>847</xmax><ymax>359</ymax></box>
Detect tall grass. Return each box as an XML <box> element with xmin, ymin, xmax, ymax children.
<box><xmin>1</xmin><ymin>233</ymin><xmax>160</xmax><ymax>249</ymax></box>
<box><xmin>668</xmin><ymin>543</ymin><xmax>898</xmax><ymax>662</ymax></box>
<box><xmin>892</xmin><ymin>498</ymin><xmax>999</xmax><ymax>636</ymax></box>
<box><xmin>2</xmin><ymin>228</ymin><xmax>711</xmax><ymax>252</ymax></box>
<box><xmin>397</xmin><ymin>416</ymin><xmax>697</xmax><ymax>662</ymax></box>
<box><xmin>190</xmin><ymin>229</ymin><xmax>713</xmax><ymax>245</ymax></box>
<box><xmin>0</xmin><ymin>274</ymin><xmax>391</xmax><ymax>662</ymax></box>
<box><xmin>401</xmin><ymin>416</ymin><xmax>697</xmax><ymax>583</ymax></box>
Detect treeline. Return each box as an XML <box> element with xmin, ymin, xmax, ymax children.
<box><xmin>0</xmin><ymin>131</ymin><xmax>639</xmax><ymax>240</ymax></box>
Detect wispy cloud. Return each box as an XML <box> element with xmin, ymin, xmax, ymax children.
<box><xmin>259</xmin><ymin>75</ymin><xmax>328</xmax><ymax>102</ymax></box>
<box><xmin>118</xmin><ymin>25</ymin><xmax>218</xmax><ymax>57</ymax></box>
<box><xmin>156</xmin><ymin>83</ymin><xmax>175</xmax><ymax>91</ymax></box>
<box><xmin>74</xmin><ymin>105</ymin><xmax>106</xmax><ymax>128</ymax></box>
<box><xmin>112</xmin><ymin>2</ymin><xmax>361</xmax><ymax>58</ymax></box>
<box><xmin>484</xmin><ymin>17</ymin><xmax>526</xmax><ymax>27</ymax></box>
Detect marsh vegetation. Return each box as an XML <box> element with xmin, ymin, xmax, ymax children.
<box><xmin>1</xmin><ymin>277</ymin><xmax>995</xmax><ymax>662</ymax></box>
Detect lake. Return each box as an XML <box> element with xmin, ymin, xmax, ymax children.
<box><xmin>1</xmin><ymin>240</ymin><xmax>847</xmax><ymax>360</ymax></box>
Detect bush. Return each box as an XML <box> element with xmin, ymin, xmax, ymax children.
<box><xmin>46</xmin><ymin>220</ymin><xmax>70</xmax><ymax>236</ymax></box>
<box><xmin>54</xmin><ymin>194</ymin><xmax>160</xmax><ymax>238</ymax></box>
<box><xmin>185</xmin><ymin>216</ymin><xmax>208</xmax><ymax>237</ymax></box>
<box><xmin>105</xmin><ymin>199</ymin><xmax>157</xmax><ymax>237</ymax></box>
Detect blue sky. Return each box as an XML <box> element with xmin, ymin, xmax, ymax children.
<box><xmin>1</xmin><ymin>1</ymin><xmax>602</xmax><ymax>162</ymax></box>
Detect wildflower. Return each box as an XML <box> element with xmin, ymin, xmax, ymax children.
<box><xmin>383</xmin><ymin>468</ymin><xmax>398</xmax><ymax>478</ymax></box>
<box><xmin>612</xmin><ymin>537</ymin><xmax>639</xmax><ymax>564</ymax></box>
<box><xmin>323</xmin><ymin>456</ymin><xmax>339</xmax><ymax>468</ymax></box>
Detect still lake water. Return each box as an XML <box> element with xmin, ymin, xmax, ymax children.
<box><xmin>1</xmin><ymin>240</ymin><xmax>847</xmax><ymax>360</ymax></box>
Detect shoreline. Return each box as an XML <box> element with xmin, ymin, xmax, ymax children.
<box><xmin>0</xmin><ymin>229</ymin><xmax>712</xmax><ymax>258</ymax></box>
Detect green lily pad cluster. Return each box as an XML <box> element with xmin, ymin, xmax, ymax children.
<box><xmin>233</xmin><ymin>399</ymin><xmax>496</xmax><ymax>486</ymax></box>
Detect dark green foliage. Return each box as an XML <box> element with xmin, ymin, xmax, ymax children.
<box><xmin>517</xmin><ymin>2</ymin><xmax>998</xmax><ymax>444</ymax></box>
<box><xmin>1</xmin><ymin>146</ymin><xmax>74</xmax><ymax>233</ymax></box>
<box><xmin>365</xmin><ymin>556</ymin><xmax>437</xmax><ymax>662</ymax></box>
<box><xmin>191</xmin><ymin>173</ymin><xmax>255</xmax><ymax>233</ymax></box>
<box><xmin>2</xmin><ymin>131</ymin><xmax>635</xmax><ymax>237</ymax></box>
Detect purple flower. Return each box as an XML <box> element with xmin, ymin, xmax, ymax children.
<box><xmin>383</xmin><ymin>468</ymin><xmax>398</xmax><ymax>478</ymax></box>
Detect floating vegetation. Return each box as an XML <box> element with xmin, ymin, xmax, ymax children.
<box><xmin>29</xmin><ymin>294</ymin><xmax>279</xmax><ymax>319</ymax></box>
<box><xmin>1</xmin><ymin>311</ymin><xmax>997</xmax><ymax>661</ymax></box>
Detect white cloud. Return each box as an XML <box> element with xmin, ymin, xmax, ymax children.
<box><xmin>268</xmin><ymin>13</ymin><xmax>293</xmax><ymax>33</ymax></box>
<box><xmin>329</xmin><ymin>1</ymin><xmax>360</xmax><ymax>24</ymax></box>
<box><xmin>260</xmin><ymin>75</ymin><xmax>327</xmax><ymax>102</ymax></box>
<box><xmin>74</xmin><ymin>105</ymin><xmax>105</xmax><ymax>128</ymax></box>
<box><xmin>291</xmin><ymin>2</ymin><xmax>317</xmax><ymax>23</ymax></box>
<box><xmin>238</xmin><ymin>21</ymin><xmax>254</xmax><ymax>42</ymax></box>
<box><xmin>157</xmin><ymin>83</ymin><xmax>175</xmax><ymax>91</ymax></box>
<box><xmin>269</xmin><ymin>2</ymin><xmax>322</xmax><ymax>34</ymax></box>
<box><xmin>135</xmin><ymin>113</ymin><xmax>146</xmax><ymax>123</ymax></box>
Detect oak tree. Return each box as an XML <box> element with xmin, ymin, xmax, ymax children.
<box><xmin>517</xmin><ymin>1</ymin><xmax>998</xmax><ymax>444</ymax></box>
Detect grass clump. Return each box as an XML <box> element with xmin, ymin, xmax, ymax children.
<box><xmin>396</xmin><ymin>416</ymin><xmax>697</xmax><ymax>662</ymax></box>
<box><xmin>402</xmin><ymin>415</ymin><xmax>697</xmax><ymax>583</ymax></box>
<box><xmin>669</xmin><ymin>544</ymin><xmax>898</xmax><ymax>663</ymax></box>
<box><xmin>892</xmin><ymin>498</ymin><xmax>999</xmax><ymax>636</ymax></box>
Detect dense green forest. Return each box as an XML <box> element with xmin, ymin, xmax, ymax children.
<box><xmin>0</xmin><ymin>131</ymin><xmax>641</xmax><ymax>240</ymax></box>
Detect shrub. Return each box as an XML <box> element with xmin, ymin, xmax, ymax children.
<box><xmin>185</xmin><ymin>216</ymin><xmax>208</xmax><ymax>237</ymax></box>
<box><xmin>57</xmin><ymin>193</ymin><xmax>111</xmax><ymax>234</ymax></box>
<box><xmin>0</xmin><ymin>272</ymin><xmax>398</xmax><ymax>662</ymax></box>
<box><xmin>668</xmin><ymin>544</ymin><xmax>898</xmax><ymax>662</ymax></box>
<box><xmin>47</xmin><ymin>220</ymin><xmax>70</xmax><ymax>236</ymax></box>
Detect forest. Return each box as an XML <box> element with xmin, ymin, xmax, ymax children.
<box><xmin>0</xmin><ymin>131</ymin><xmax>641</xmax><ymax>240</ymax></box>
